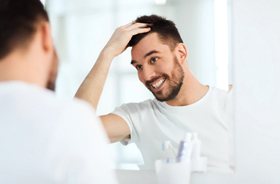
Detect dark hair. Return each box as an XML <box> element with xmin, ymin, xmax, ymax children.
<box><xmin>127</xmin><ymin>15</ymin><xmax>183</xmax><ymax>50</ymax></box>
<box><xmin>0</xmin><ymin>0</ymin><xmax>49</xmax><ymax>59</ymax></box>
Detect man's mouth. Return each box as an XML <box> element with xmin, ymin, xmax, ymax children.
<box><xmin>148</xmin><ymin>76</ymin><xmax>166</xmax><ymax>91</ymax></box>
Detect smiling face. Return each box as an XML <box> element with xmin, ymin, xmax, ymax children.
<box><xmin>131</xmin><ymin>33</ymin><xmax>185</xmax><ymax>101</ymax></box>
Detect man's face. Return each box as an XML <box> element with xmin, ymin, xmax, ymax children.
<box><xmin>131</xmin><ymin>33</ymin><xmax>184</xmax><ymax>101</ymax></box>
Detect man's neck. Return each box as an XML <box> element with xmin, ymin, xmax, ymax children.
<box><xmin>0</xmin><ymin>54</ymin><xmax>45</xmax><ymax>88</ymax></box>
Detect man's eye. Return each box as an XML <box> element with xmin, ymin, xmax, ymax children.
<box><xmin>150</xmin><ymin>57</ymin><xmax>158</xmax><ymax>64</ymax></box>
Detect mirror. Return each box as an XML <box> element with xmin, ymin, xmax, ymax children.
<box><xmin>46</xmin><ymin>0</ymin><xmax>233</xmax><ymax>172</ymax></box>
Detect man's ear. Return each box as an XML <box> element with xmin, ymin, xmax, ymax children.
<box><xmin>175</xmin><ymin>43</ymin><xmax>188</xmax><ymax>64</ymax></box>
<box><xmin>39</xmin><ymin>22</ymin><xmax>54</xmax><ymax>58</ymax></box>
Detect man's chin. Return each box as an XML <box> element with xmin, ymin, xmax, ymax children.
<box><xmin>153</xmin><ymin>90</ymin><xmax>180</xmax><ymax>102</ymax></box>
<box><xmin>155</xmin><ymin>97</ymin><xmax>167</xmax><ymax>102</ymax></box>
<box><xmin>153</xmin><ymin>93</ymin><xmax>170</xmax><ymax>102</ymax></box>
<box><xmin>148</xmin><ymin>86</ymin><xmax>178</xmax><ymax>101</ymax></box>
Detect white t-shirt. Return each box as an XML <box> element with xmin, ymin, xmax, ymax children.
<box><xmin>0</xmin><ymin>81</ymin><xmax>118</xmax><ymax>184</ymax></box>
<box><xmin>113</xmin><ymin>87</ymin><xmax>234</xmax><ymax>173</ymax></box>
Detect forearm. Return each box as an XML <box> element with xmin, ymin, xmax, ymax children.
<box><xmin>75</xmin><ymin>51</ymin><xmax>113</xmax><ymax>109</ymax></box>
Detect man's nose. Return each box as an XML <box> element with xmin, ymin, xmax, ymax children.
<box><xmin>142</xmin><ymin>66</ymin><xmax>156</xmax><ymax>82</ymax></box>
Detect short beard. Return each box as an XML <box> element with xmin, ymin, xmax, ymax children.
<box><xmin>152</xmin><ymin>58</ymin><xmax>184</xmax><ymax>102</ymax></box>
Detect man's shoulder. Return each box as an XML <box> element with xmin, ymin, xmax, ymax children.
<box><xmin>209</xmin><ymin>86</ymin><xmax>231</xmax><ymax>100</ymax></box>
<box><xmin>43</xmin><ymin>92</ymin><xmax>96</xmax><ymax>122</ymax></box>
<box><xmin>0</xmin><ymin>81</ymin><xmax>96</xmax><ymax>120</ymax></box>
<box><xmin>209</xmin><ymin>86</ymin><xmax>233</xmax><ymax>110</ymax></box>
<box><xmin>31</xmin><ymin>83</ymin><xmax>94</xmax><ymax>113</ymax></box>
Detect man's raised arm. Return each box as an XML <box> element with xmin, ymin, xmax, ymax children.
<box><xmin>75</xmin><ymin>22</ymin><xmax>150</xmax><ymax>142</ymax></box>
<box><xmin>75</xmin><ymin>22</ymin><xmax>150</xmax><ymax>109</ymax></box>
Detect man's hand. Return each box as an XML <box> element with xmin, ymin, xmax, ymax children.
<box><xmin>101</xmin><ymin>22</ymin><xmax>151</xmax><ymax>59</ymax></box>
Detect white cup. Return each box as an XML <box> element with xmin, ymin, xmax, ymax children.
<box><xmin>155</xmin><ymin>160</ymin><xmax>191</xmax><ymax>184</ymax></box>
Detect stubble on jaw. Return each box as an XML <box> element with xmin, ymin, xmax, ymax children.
<box><xmin>148</xmin><ymin>57</ymin><xmax>184</xmax><ymax>102</ymax></box>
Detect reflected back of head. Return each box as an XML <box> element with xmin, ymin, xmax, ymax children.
<box><xmin>0</xmin><ymin>0</ymin><xmax>49</xmax><ymax>60</ymax></box>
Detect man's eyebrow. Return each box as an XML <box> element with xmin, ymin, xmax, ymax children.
<box><xmin>144</xmin><ymin>50</ymin><xmax>159</xmax><ymax>58</ymax></box>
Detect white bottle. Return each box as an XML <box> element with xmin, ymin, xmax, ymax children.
<box><xmin>191</xmin><ymin>132</ymin><xmax>207</xmax><ymax>172</ymax></box>
<box><xmin>176</xmin><ymin>133</ymin><xmax>192</xmax><ymax>162</ymax></box>
<box><xmin>161</xmin><ymin>141</ymin><xmax>176</xmax><ymax>163</ymax></box>
<box><xmin>191</xmin><ymin>132</ymin><xmax>201</xmax><ymax>159</ymax></box>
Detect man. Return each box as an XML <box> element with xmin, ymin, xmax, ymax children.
<box><xmin>76</xmin><ymin>15</ymin><xmax>233</xmax><ymax>172</ymax></box>
<box><xmin>0</xmin><ymin>0</ymin><xmax>117</xmax><ymax>183</ymax></box>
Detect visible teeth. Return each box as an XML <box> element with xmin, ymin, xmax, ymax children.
<box><xmin>151</xmin><ymin>78</ymin><xmax>165</xmax><ymax>89</ymax></box>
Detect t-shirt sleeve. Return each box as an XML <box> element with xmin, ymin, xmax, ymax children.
<box><xmin>112</xmin><ymin>103</ymin><xmax>140</xmax><ymax>145</ymax></box>
<box><xmin>48</xmin><ymin>100</ymin><xmax>118</xmax><ymax>184</ymax></box>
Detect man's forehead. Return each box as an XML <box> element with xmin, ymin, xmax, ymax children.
<box><xmin>131</xmin><ymin>37</ymin><xmax>171</xmax><ymax>60</ymax></box>
<box><xmin>132</xmin><ymin>33</ymin><xmax>161</xmax><ymax>48</ymax></box>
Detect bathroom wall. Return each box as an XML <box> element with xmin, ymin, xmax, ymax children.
<box><xmin>232</xmin><ymin>0</ymin><xmax>280</xmax><ymax>183</ymax></box>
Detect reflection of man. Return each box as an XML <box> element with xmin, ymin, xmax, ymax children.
<box><xmin>76</xmin><ymin>15</ymin><xmax>233</xmax><ymax>172</ymax></box>
<box><xmin>0</xmin><ymin>0</ymin><xmax>117</xmax><ymax>183</ymax></box>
